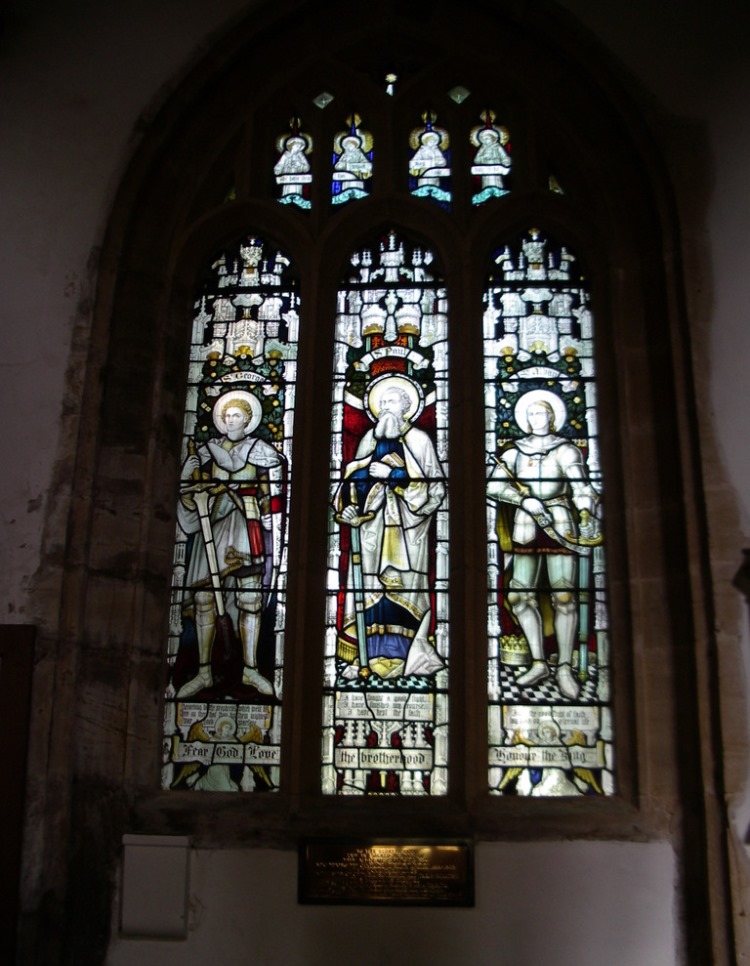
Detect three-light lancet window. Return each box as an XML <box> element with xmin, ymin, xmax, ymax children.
<box><xmin>161</xmin><ymin>72</ymin><xmax>615</xmax><ymax>800</ymax></box>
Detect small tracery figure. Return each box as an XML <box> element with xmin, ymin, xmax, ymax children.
<box><xmin>409</xmin><ymin>112</ymin><xmax>450</xmax><ymax>205</ymax></box>
<box><xmin>274</xmin><ymin>118</ymin><xmax>313</xmax><ymax>209</ymax></box>
<box><xmin>470</xmin><ymin>109</ymin><xmax>511</xmax><ymax>204</ymax></box>
<box><xmin>332</xmin><ymin>114</ymin><xmax>373</xmax><ymax>205</ymax></box>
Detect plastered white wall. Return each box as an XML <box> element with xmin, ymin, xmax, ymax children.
<box><xmin>107</xmin><ymin>842</ymin><xmax>676</xmax><ymax>966</ymax></box>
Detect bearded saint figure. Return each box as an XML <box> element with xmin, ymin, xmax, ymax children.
<box><xmin>335</xmin><ymin>376</ymin><xmax>446</xmax><ymax>679</ymax></box>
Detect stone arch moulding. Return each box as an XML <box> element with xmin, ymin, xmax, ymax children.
<box><xmin>41</xmin><ymin>0</ymin><xmax>730</xmax><ymax>961</ymax></box>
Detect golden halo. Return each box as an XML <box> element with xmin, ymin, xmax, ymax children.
<box><xmin>470</xmin><ymin>122</ymin><xmax>510</xmax><ymax>148</ymax></box>
<box><xmin>365</xmin><ymin>374</ymin><xmax>424</xmax><ymax>423</ymax></box>
<box><xmin>275</xmin><ymin>131</ymin><xmax>312</xmax><ymax>155</ymax></box>
<box><xmin>214</xmin><ymin>717</ymin><xmax>236</xmax><ymax>739</ymax></box>
<box><xmin>409</xmin><ymin>124</ymin><xmax>449</xmax><ymax>151</ymax></box>
<box><xmin>212</xmin><ymin>390</ymin><xmax>263</xmax><ymax>435</ymax></box>
<box><xmin>514</xmin><ymin>389</ymin><xmax>567</xmax><ymax>433</ymax></box>
<box><xmin>334</xmin><ymin>125</ymin><xmax>373</xmax><ymax>155</ymax></box>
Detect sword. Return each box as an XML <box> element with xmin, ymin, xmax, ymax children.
<box><xmin>267</xmin><ymin>463</ymin><xmax>285</xmax><ymax>592</ymax></box>
<box><xmin>182</xmin><ymin>437</ymin><xmax>237</xmax><ymax>684</ymax></box>
<box><xmin>577</xmin><ymin>551</ymin><xmax>590</xmax><ymax>683</ymax></box>
<box><xmin>491</xmin><ymin>457</ymin><xmax>600</xmax><ymax>554</ymax></box>
<box><xmin>184</xmin><ymin>441</ymin><xmax>228</xmax><ymax>616</ymax></box>
<box><xmin>336</xmin><ymin>483</ymin><xmax>375</xmax><ymax>679</ymax></box>
<box><xmin>192</xmin><ymin>488</ymin><xmax>226</xmax><ymax>617</ymax></box>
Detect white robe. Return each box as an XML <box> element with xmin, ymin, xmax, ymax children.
<box><xmin>335</xmin><ymin>424</ymin><xmax>446</xmax><ymax>675</ymax></box>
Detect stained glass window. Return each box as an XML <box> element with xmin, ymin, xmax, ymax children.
<box><xmin>160</xmin><ymin>54</ymin><xmax>624</xmax><ymax>806</ymax></box>
<box><xmin>470</xmin><ymin>109</ymin><xmax>511</xmax><ymax>206</ymax></box>
<box><xmin>332</xmin><ymin>114</ymin><xmax>373</xmax><ymax>206</ymax></box>
<box><xmin>484</xmin><ymin>229</ymin><xmax>614</xmax><ymax>797</ymax></box>
<box><xmin>322</xmin><ymin>231</ymin><xmax>450</xmax><ymax>796</ymax></box>
<box><xmin>274</xmin><ymin>118</ymin><xmax>313</xmax><ymax>209</ymax></box>
<box><xmin>162</xmin><ymin>236</ymin><xmax>299</xmax><ymax>792</ymax></box>
<box><xmin>408</xmin><ymin>112</ymin><xmax>451</xmax><ymax>208</ymax></box>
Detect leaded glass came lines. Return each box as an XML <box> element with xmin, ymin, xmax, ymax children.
<box><xmin>470</xmin><ymin>109</ymin><xmax>511</xmax><ymax>206</ymax></box>
<box><xmin>484</xmin><ymin>230</ymin><xmax>614</xmax><ymax>797</ymax></box>
<box><xmin>408</xmin><ymin>111</ymin><xmax>451</xmax><ymax>209</ymax></box>
<box><xmin>332</xmin><ymin>114</ymin><xmax>373</xmax><ymax>206</ymax></box>
<box><xmin>275</xmin><ymin>118</ymin><xmax>313</xmax><ymax>209</ymax></box>
<box><xmin>162</xmin><ymin>237</ymin><xmax>299</xmax><ymax>793</ymax></box>
<box><xmin>322</xmin><ymin>231</ymin><xmax>450</xmax><ymax>796</ymax></box>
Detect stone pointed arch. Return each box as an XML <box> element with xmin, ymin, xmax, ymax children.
<box><xmin>27</xmin><ymin>2</ymin><xmax>729</xmax><ymax>961</ymax></box>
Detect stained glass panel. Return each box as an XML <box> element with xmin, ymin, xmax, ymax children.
<box><xmin>448</xmin><ymin>85</ymin><xmax>471</xmax><ymax>105</ymax></box>
<box><xmin>332</xmin><ymin>114</ymin><xmax>373</xmax><ymax>206</ymax></box>
<box><xmin>274</xmin><ymin>118</ymin><xmax>313</xmax><ymax>209</ymax></box>
<box><xmin>162</xmin><ymin>236</ymin><xmax>299</xmax><ymax>792</ymax></box>
<box><xmin>408</xmin><ymin>112</ymin><xmax>451</xmax><ymax>209</ymax></box>
<box><xmin>313</xmin><ymin>91</ymin><xmax>334</xmax><ymax>110</ymax></box>
<box><xmin>322</xmin><ymin>231</ymin><xmax>450</xmax><ymax>796</ymax></box>
<box><xmin>470</xmin><ymin>110</ymin><xmax>511</xmax><ymax>206</ymax></box>
<box><xmin>484</xmin><ymin>230</ymin><xmax>614</xmax><ymax>797</ymax></box>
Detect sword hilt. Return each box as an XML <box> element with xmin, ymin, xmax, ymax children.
<box><xmin>188</xmin><ymin>438</ymin><xmax>201</xmax><ymax>482</ymax></box>
<box><xmin>334</xmin><ymin>511</ymin><xmax>376</xmax><ymax>527</ymax></box>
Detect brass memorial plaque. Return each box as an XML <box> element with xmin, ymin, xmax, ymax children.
<box><xmin>299</xmin><ymin>839</ymin><xmax>474</xmax><ymax>906</ymax></box>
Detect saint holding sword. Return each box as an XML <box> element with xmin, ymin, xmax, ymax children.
<box><xmin>176</xmin><ymin>390</ymin><xmax>284</xmax><ymax>699</ymax></box>
<box><xmin>487</xmin><ymin>390</ymin><xmax>601</xmax><ymax>700</ymax></box>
